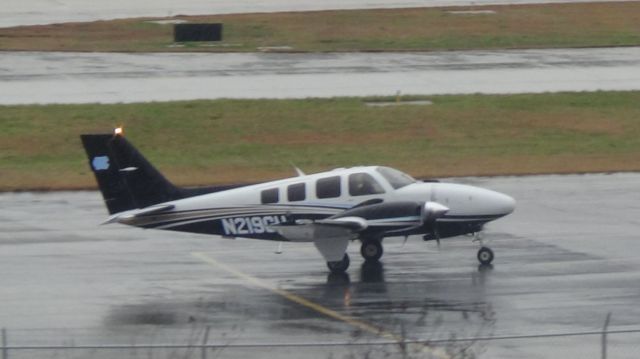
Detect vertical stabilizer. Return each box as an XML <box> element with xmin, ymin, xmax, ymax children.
<box><xmin>80</xmin><ymin>133</ymin><xmax>182</xmax><ymax>214</ymax></box>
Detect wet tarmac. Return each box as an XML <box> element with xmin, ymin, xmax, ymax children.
<box><xmin>3</xmin><ymin>0</ymin><xmax>626</xmax><ymax>28</ymax></box>
<box><xmin>1</xmin><ymin>173</ymin><xmax>639</xmax><ymax>358</ymax></box>
<box><xmin>3</xmin><ymin>47</ymin><xmax>640</xmax><ymax>105</ymax></box>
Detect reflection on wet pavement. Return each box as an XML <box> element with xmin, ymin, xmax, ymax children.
<box><xmin>2</xmin><ymin>174</ymin><xmax>640</xmax><ymax>357</ymax></box>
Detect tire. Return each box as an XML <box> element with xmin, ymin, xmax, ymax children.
<box><xmin>360</xmin><ymin>240</ymin><xmax>383</xmax><ymax>262</ymax></box>
<box><xmin>477</xmin><ymin>246</ymin><xmax>494</xmax><ymax>265</ymax></box>
<box><xmin>327</xmin><ymin>253</ymin><xmax>350</xmax><ymax>273</ymax></box>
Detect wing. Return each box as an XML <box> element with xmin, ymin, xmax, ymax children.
<box><xmin>270</xmin><ymin>200</ymin><xmax>449</xmax><ymax>262</ymax></box>
<box><xmin>269</xmin><ymin>220</ymin><xmax>358</xmax><ymax>262</ymax></box>
<box><xmin>271</xmin><ymin>200</ymin><xmax>449</xmax><ymax>241</ymax></box>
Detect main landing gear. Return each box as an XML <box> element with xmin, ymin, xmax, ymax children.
<box><xmin>327</xmin><ymin>253</ymin><xmax>350</xmax><ymax>273</ymax></box>
<box><xmin>326</xmin><ymin>238</ymin><xmax>383</xmax><ymax>273</ymax></box>
<box><xmin>360</xmin><ymin>239</ymin><xmax>383</xmax><ymax>262</ymax></box>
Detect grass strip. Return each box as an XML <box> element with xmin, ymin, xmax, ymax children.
<box><xmin>1</xmin><ymin>2</ymin><xmax>640</xmax><ymax>52</ymax></box>
<box><xmin>2</xmin><ymin>92</ymin><xmax>640</xmax><ymax>191</ymax></box>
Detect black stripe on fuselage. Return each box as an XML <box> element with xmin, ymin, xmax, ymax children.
<box><xmin>131</xmin><ymin>204</ymin><xmax>346</xmax><ymax>229</ymax></box>
<box><xmin>124</xmin><ymin>204</ymin><xmax>507</xmax><ymax>241</ymax></box>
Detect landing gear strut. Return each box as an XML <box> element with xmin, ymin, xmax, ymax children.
<box><xmin>473</xmin><ymin>231</ymin><xmax>494</xmax><ymax>265</ymax></box>
<box><xmin>327</xmin><ymin>253</ymin><xmax>350</xmax><ymax>273</ymax></box>
<box><xmin>477</xmin><ymin>246</ymin><xmax>494</xmax><ymax>265</ymax></box>
<box><xmin>360</xmin><ymin>239</ymin><xmax>383</xmax><ymax>262</ymax></box>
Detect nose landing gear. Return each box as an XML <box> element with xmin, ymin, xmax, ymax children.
<box><xmin>477</xmin><ymin>246</ymin><xmax>494</xmax><ymax>265</ymax></box>
<box><xmin>473</xmin><ymin>232</ymin><xmax>494</xmax><ymax>265</ymax></box>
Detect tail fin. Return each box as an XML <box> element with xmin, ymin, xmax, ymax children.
<box><xmin>81</xmin><ymin>133</ymin><xmax>183</xmax><ymax>214</ymax></box>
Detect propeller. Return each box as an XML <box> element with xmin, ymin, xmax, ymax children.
<box><xmin>421</xmin><ymin>201</ymin><xmax>449</xmax><ymax>246</ymax></box>
<box><xmin>422</xmin><ymin>201</ymin><xmax>449</xmax><ymax>221</ymax></box>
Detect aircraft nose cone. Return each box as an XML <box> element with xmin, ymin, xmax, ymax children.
<box><xmin>428</xmin><ymin>182</ymin><xmax>515</xmax><ymax>220</ymax></box>
<box><xmin>493</xmin><ymin>191</ymin><xmax>516</xmax><ymax>216</ymax></box>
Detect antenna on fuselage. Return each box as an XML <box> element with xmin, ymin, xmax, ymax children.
<box><xmin>291</xmin><ymin>164</ymin><xmax>305</xmax><ymax>177</ymax></box>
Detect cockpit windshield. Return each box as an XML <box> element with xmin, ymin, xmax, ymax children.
<box><xmin>375</xmin><ymin>167</ymin><xmax>416</xmax><ymax>189</ymax></box>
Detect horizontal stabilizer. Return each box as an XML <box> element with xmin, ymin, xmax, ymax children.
<box><xmin>102</xmin><ymin>204</ymin><xmax>175</xmax><ymax>224</ymax></box>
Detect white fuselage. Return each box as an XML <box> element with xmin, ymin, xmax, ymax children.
<box><xmin>119</xmin><ymin>166</ymin><xmax>515</xmax><ymax>242</ymax></box>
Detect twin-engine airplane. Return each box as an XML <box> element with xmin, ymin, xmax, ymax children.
<box><xmin>81</xmin><ymin>129</ymin><xmax>515</xmax><ymax>273</ymax></box>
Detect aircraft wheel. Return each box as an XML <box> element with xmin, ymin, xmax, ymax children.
<box><xmin>477</xmin><ymin>246</ymin><xmax>494</xmax><ymax>265</ymax></box>
<box><xmin>327</xmin><ymin>253</ymin><xmax>350</xmax><ymax>273</ymax></box>
<box><xmin>360</xmin><ymin>239</ymin><xmax>383</xmax><ymax>262</ymax></box>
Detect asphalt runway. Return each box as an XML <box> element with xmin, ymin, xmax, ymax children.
<box><xmin>1</xmin><ymin>173</ymin><xmax>639</xmax><ymax>358</ymax></box>
<box><xmin>3</xmin><ymin>0</ymin><xmax>630</xmax><ymax>28</ymax></box>
<box><xmin>3</xmin><ymin>46</ymin><xmax>640</xmax><ymax>105</ymax></box>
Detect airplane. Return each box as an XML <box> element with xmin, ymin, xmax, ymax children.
<box><xmin>81</xmin><ymin>128</ymin><xmax>516</xmax><ymax>273</ymax></box>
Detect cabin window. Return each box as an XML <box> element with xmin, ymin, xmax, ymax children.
<box><xmin>261</xmin><ymin>188</ymin><xmax>279</xmax><ymax>204</ymax></box>
<box><xmin>349</xmin><ymin>173</ymin><xmax>385</xmax><ymax>196</ymax></box>
<box><xmin>316</xmin><ymin>176</ymin><xmax>341</xmax><ymax>199</ymax></box>
<box><xmin>287</xmin><ymin>183</ymin><xmax>306</xmax><ymax>202</ymax></box>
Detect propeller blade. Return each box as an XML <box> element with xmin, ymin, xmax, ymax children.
<box><xmin>421</xmin><ymin>201</ymin><xmax>448</xmax><ymax>245</ymax></box>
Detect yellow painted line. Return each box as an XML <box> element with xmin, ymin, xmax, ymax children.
<box><xmin>191</xmin><ymin>252</ymin><xmax>450</xmax><ymax>359</ymax></box>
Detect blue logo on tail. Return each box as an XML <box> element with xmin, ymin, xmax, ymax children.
<box><xmin>92</xmin><ymin>156</ymin><xmax>110</xmax><ymax>171</ymax></box>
